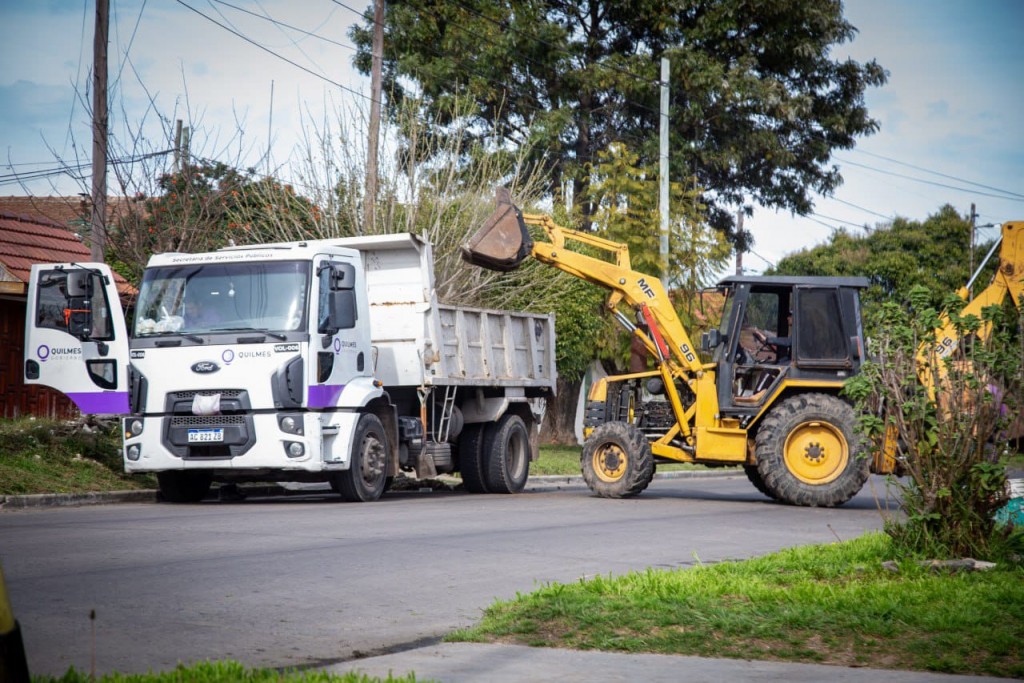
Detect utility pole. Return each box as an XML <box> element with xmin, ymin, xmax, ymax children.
<box><xmin>658</xmin><ymin>57</ymin><xmax>670</xmax><ymax>278</ymax></box>
<box><xmin>734</xmin><ymin>211</ymin><xmax>744</xmax><ymax>275</ymax></box>
<box><xmin>969</xmin><ymin>202</ymin><xmax>977</xmax><ymax>298</ymax></box>
<box><xmin>364</xmin><ymin>0</ymin><xmax>384</xmax><ymax>233</ymax></box>
<box><xmin>173</xmin><ymin>120</ymin><xmax>183</xmax><ymax>173</ymax></box>
<box><xmin>90</xmin><ymin>0</ymin><xmax>109</xmax><ymax>262</ymax></box>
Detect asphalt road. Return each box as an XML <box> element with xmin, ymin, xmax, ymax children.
<box><xmin>1</xmin><ymin>474</ymin><xmax>895</xmax><ymax>677</ymax></box>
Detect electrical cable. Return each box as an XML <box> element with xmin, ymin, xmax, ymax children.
<box><xmin>839</xmin><ymin>159</ymin><xmax>1024</xmax><ymax>203</ymax></box>
<box><xmin>850</xmin><ymin>148</ymin><xmax>1024</xmax><ymax>200</ymax></box>
<box><xmin>174</xmin><ymin>0</ymin><xmax>379</xmax><ymax>106</ymax></box>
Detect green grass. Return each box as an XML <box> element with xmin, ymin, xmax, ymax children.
<box><xmin>448</xmin><ymin>532</ymin><xmax>1024</xmax><ymax>678</ymax></box>
<box><xmin>534</xmin><ymin>444</ymin><xmax>728</xmax><ymax>476</ymax></box>
<box><xmin>0</xmin><ymin>418</ymin><xmax>153</xmax><ymax>495</ymax></box>
<box><xmin>33</xmin><ymin>660</ymin><xmax>426</xmax><ymax>682</ymax></box>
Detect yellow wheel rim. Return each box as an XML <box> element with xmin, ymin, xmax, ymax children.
<box><xmin>593</xmin><ymin>443</ymin><xmax>627</xmax><ymax>483</ymax></box>
<box><xmin>783</xmin><ymin>421</ymin><xmax>848</xmax><ymax>485</ymax></box>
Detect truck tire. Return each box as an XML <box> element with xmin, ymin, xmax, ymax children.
<box><xmin>581</xmin><ymin>422</ymin><xmax>654</xmax><ymax>498</ymax></box>
<box><xmin>754</xmin><ymin>393</ymin><xmax>869</xmax><ymax>507</ymax></box>
<box><xmin>483</xmin><ymin>414</ymin><xmax>530</xmax><ymax>494</ymax></box>
<box><xmin>457</xmin><ymin>424</ymin><xmax>489</xmax><ymax>493</ymax></box>
<box><xmin>157</xmin><ymin>471</ymin><xmax>213</xmax><ymax>503</ymax></box>
<box><xmin>336</xmin><ymin>413</ymin><xmax>389</xmax><ymax>502</ymax></box>
<box><xmin>743</xmin><ymin>465</ymin><xmax>776</xmax><ymax>500</ymax></box>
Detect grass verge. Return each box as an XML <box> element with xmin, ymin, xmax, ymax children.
<box><xmin>448</xmin><ymin>532</ymin><xmax>1024</xmax><ymax>678</ymax></box>
<box><xmin>0</xmin><ymin>418</ymin><xmax>153</xmax><ymax>495</ymax></box>
<box><xmin>33</xmin><ymin>660</ymin><xmax>424</xmax><ymax>682</ymax></box>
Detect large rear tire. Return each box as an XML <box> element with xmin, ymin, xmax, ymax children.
<box><xmin>743</xmin><ymin>465</ymin><xmax>775</xmax><ymax>500</ymax></box>
<box><xmin>755</xmin><ymin>393</ymin><xmax>868</xmax><ymax>507</ymax></box>
<box><xmin>581</xmin><ymin>422</ymin><xmax>654</xmax><ymax>498</ymax></box>
<box><xmin>483</xmin><ymin>414</ymin><xmax>531</xmax><ymax>494</ymax></box>
<box><xmin>457</xmin><ymin>423</ymin><xmax>489</xmax><ymax>493</ymax></box>
<box><xmin>157</xmin><ymin>470</ymin><xmax>213</xmax><ymax>503</ymax></box>
<box><xmin>336</xmin><ymin>413</ymin><xmax>389</xmax><ymax>502</ymax></box>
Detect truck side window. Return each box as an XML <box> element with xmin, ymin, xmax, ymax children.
<box><xmin>36</xmin><ymin>272</ymin><xmax>68</xmax><ymax>331</ymax></box>
<box><xmin>317</xmin><ymin>264</ymin><xmax>332</xmax><ymax>334</ymax></box>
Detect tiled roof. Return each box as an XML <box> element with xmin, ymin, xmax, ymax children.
<box><xmin>0</xmin><ymin>210</ymin><xmax>135</xmax><ymax>296</ymax></box>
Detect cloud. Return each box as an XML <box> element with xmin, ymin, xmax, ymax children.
<box><xmin>0</xmin><ymin>80</ymin><xmax>77</xmax><ymax>129</ymax></box>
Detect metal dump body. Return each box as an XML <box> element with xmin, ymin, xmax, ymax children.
<box><xmin>333</xmin><ymin>233</ymin><xmax>556</xmax><ymax>390</ymax></box>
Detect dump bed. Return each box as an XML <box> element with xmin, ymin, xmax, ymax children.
<box><xmin>335</xmin><ymin>233</ymin><xmax>556</xmax><ymax>390</ymax></box>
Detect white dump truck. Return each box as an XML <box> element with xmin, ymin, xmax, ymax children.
<box><xmin>23</xmin><ymin>233</ymin><xmax>555</xmax><ymax>502</ymax></box>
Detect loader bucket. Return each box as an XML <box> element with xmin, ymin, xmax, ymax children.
<box><xmin>461</xmin><ymin>187</ymin><xmax>534</xmax><ymax>271</ymax></box>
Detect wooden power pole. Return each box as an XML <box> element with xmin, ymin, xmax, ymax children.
<box><xmin>90</xmin><ymin>0</ymin><xmax>109</xmax><ymax>262</ymax></box>
<box><xmin>364</xmin><ymin>0</ymin><xmax>385</xmax><ymax>232</ymax></box>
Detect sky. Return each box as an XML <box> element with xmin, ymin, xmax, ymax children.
<box><xmin>1</xmin><ymin>0</ymin><xmax>1022</xmax><ymax>275</ymax></box>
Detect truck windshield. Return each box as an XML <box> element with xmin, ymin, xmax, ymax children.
<box><xmin>133</xmin><ymin>261</ymin><xmax>310</xmax><ymax>336</ymax></box>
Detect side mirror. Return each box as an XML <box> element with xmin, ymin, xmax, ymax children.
<box><xmin>66</xmin><ymin>270</ymin><xmax>95</xmax><ymax>297</ymax></box>
<box><xmin>328</xmin><ymin>290</ymin><xmax>357</xmax><ymax>331</ymax></box>
<box><xmin>330</xmin><ymin>263</ymin><xmax>356</xmax><ymax>291</ymax></box>
<box><xmin>65</xmin><ymin>271</ymin><xmax>97</xmax><ymax>341</ymax></box>
<box><xmin>701</xmin><ymin>329</ymin><xmax>722</xmax><ymax>353</ymax></box>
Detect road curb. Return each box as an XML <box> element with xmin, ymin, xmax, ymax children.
<box><xmin>0</xmin><ymin>469</ymin><xmax>742</xmax><ymax>510</ymax></box>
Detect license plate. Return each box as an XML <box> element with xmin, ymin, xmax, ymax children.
<box><xmin>187</xmin><ymin>428</ymin><xmax>224</xmax><ymax>443</ymax></box>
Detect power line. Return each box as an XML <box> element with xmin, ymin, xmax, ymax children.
<box><xmin>850</xmin><ymin>148</ymin><xmax>1024</xmax><ymax>200</ymax></box>
<box><xmin>839</xmin><ymin>158</ymin><xmax>1024</xmax><ymax>204</ymax></box>
<box><xmin>811</xmin><ymin>211</ymin><xmax>873</xmax><ymax>231</ymax></box>
<box><xmin>828</xmin><ymin>196</ymin><xmax>893</xmax><ymax>222</ymax></box>
<box><xmin>0</xmin><ymin>149</ymin><xmax>175</xmax><ymax>187</ymax></box>
<box><xmin>175</xmin><ymin>0</ymin><xmax>378</xmax><ymax>106</ymax></box>
<box><xmin>210</xmin><ymin>0</ymin><xmax>356</xmax><ymax>52</ymax></box>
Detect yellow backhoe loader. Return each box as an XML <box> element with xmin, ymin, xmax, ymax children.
<box><xmin>464</xmin><ymin>188</ymin><xmax>894</xmax><ymax>506</ymax></box>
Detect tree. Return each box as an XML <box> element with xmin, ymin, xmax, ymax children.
<box><xmin>844</xmin><ymin>286</ymin><xmax>1023</xmax><ymax>559</ymax></box>
<box><xmin>579</xmin><ymin>142</ymin><xmax>729</xmax><ymax>364</ymax></box>
<box><xmin>106</xmin><ymin>161</ymin><xmax>319</xmax><ymax>285</ymax></box>
<box><xmin>770</xmin><ymin>206</ymin><xmax>986</xmax><ymax>325</ymax></box>
<box><xmin>350</xmin><ymin>0</ymin><xmax>887</xmax><ymax>246</ymax></box>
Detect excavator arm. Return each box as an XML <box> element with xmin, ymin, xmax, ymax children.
<box><xmin>463</xmin><ymin>188</ymin><xmax>706</xmax><ymax>376</ymax></box>
<box><xmin>463</xmin><ymin>188</ymin><xmax>714</xmax><ymax>452</ymax></box>
<box><xmin>924</xmin><ymin>221</ymin><xmax>1024</xmax><ymax>375</ymax></box>
<box><xmin>879</xmin><ymin>221</ymin><xmax>1024</xmax><ymax>473</ymax></box>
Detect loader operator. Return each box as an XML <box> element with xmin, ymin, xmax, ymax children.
<box><xmin>753</xmin><ymin>311</ymin><xmax>792</xmax><ymax>364</ymax></box>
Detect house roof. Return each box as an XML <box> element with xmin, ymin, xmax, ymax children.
<box><xmin>0</xmin><ymin>210</ymin><xmax>135</xmax><ymax>297</ymax></box>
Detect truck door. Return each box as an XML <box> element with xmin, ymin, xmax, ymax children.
<box><xmin>310</xmin><ymin>256</ymin><xmax>364</xmax><ymax>408</ymax></box>
<box><xmin>24</xmin><ymin>263</ymin><xmax>130</xmax><ymax>414</ymax></box>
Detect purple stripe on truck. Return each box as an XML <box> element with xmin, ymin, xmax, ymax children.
<box><xmin>66</xmin><ymin>392</ymin><xmax>130</xmax><ymax>415</ymax></box>
<box><xmin>307</xmin><ymin>384</ymin><xmax>346</xmax><ymax>408</ymax></box>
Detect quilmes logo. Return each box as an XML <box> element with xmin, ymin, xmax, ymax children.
<box><xmin>36</xmin><ymin>344</ymin><xmax>81</xmax><ymax>362</ymax></box>
<box><xmin>191</xmin><ymin>361</ymin><xmax>220</xmax><ymax>374</ymax></box>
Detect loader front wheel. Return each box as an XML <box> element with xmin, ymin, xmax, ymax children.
<box><xmin>581</xmin><ymin>422</ymin><xmax>654</xmax><ymax>498</ymax></box>
<box><xmin>755</xmin><ymin>393</ymin><xmax>868</xmax><ymax>507</ymax></box>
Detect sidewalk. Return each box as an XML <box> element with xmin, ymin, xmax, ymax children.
<box><xmin>324</xmin><ymin>642</ymin><xmax>1010</xmax><ymax>683</ymax></box>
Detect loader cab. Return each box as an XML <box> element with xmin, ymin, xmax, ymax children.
<box><xmin>706</xmin><ymin>276</ymin><xmax>869</xmax><ymax>417</ymax></box>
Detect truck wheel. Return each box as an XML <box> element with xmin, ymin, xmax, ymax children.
<box><xmin>457</xmin><ymin>424</ymin><xmax>489</xmax><ymax>493</ymax></box>
<box><xmin>157</xmin><ymin>471</ymin><xmax>213</xmax><ymax>503</ymax></box>
<box><xmin>336</xmin><ymin>414</ymin><xmax>389</xmax><ymax>502</ymax></box>
<box><xmin>581</xmin><ymin>422</ymin><xmax>654</xmax><ymax>498</ymax></box>
<box><xmin>743</xmin><ymin>465</ymin><xmax>776</xmax><ymax>500</ymax></box>
<box><xmin>483</xmin><ymin>414</ymin><xmax>530</xmax><ymax>494</ymax></box>
<box><xmin>755</xmin><ymin>393</ymin><xmax>869</xmax><ymax>507</ymax></box>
